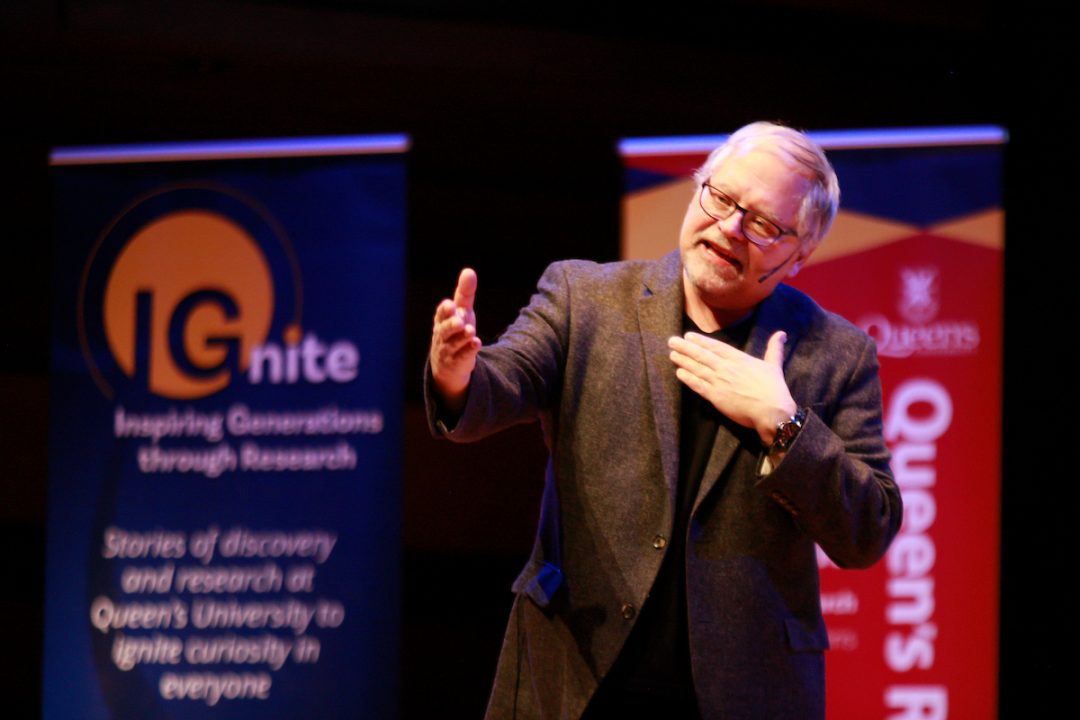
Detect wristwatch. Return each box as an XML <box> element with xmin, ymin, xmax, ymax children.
<box><xmin>770</xmin><ymin>407</ymin><xmax>807</xmax><ymax>454</ymax></box>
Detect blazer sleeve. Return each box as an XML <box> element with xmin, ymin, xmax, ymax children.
<box><xmin>424</xmin><ymin>261</ymin><xmax>571</xmax><ymax>442</ymax></box>
<box><xmin>755</xmin><ymin>332</ymin><xmax>903</xmax><ymax>569</ymax></box>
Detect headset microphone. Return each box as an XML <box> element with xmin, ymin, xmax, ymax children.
<box><xmin>757</xmin><ymin>246</ymin><xmax>801</xmax><ymax>284</ymax></box>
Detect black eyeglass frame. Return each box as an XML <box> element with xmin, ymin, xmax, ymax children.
<box><xmin>698</xmin><ymin>182</ymin><xmax>800</xmax><ymax>248</ymax></box>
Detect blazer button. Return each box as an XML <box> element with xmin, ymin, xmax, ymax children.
<box><xmin>652</xmin><ymin>534</ymin><xmax>667</xmax><ymax>550</ymax></box>
<box><xmin>620</xmin><ymin>603</ymin><xmax>636</xmax><ymax>620</ymax></box>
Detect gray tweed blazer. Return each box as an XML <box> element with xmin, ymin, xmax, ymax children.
<box><xmin>426</xmin><ymin>251</ymin><xmax>902</xmax><ymax>720</ymax></box>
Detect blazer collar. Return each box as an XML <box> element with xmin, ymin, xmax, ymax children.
<box><xmin>745</xmin><ymin>283</ymin><xmax>810</xmax><ymax>362</ymax></box>
<box><xmin>637</xmin><ymin>251</ymin><xmax>686</xmax><ymax>500</ymax></box>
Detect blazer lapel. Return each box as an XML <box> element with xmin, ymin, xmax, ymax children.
<box><xmin>691</xmin><ymin>285</ymin><xmax>805</xmax><ymax>514</ymax></box>
<box><xmin>638</xmin><ymin>252</ymin><xmax>685</xmax><ymax>500</ymax></box>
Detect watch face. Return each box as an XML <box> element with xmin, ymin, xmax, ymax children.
<box><xmin>776</xmin><ymin>408</ymin><xmax>806</xmax><ymax>450</ymax></box>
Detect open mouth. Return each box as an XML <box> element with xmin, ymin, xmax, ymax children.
<box><xmin>698</xmin><ymin>239</ymin><xmax>742</xmax><ymax>271</ymax></box>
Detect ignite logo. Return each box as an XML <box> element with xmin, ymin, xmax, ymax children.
<box><xmin>102</xmin><ymin>210</ymin><xmax>273</xmax><ymax>399</ymax></box>
<box><xmin>80</xmin><ymin>183</ymin><xmax>358</xmax><ymax>400</ymax></box>
<box><xmin>858</xmin><ymin>265</ymin><xmax>979</xmax><ymax>358</ymax></box>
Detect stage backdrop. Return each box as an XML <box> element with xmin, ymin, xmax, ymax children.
<box><xmin>620</xmin><ymin>126</ymin><xmax>1005</xmax><ymax>720</ymax></box>
<box><xmin>44</xmin><ymin>135</ymin><xmax>408</xmax><ymax>719</ymax></box>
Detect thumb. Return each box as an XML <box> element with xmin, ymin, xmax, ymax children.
<box><xmin>453</xmin><ymin>268</ymin><xmax>478</xmax><ymax>311</ymax></box>
<box><xmin>764</xmin><ymin>330</ymin><xmax>787</xmax><ymax>367</ymax></box>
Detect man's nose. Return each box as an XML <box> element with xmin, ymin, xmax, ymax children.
<box><xmin>717</xmin><ymin>209</ymin><xmax>747</xmax><ymax>242</ymax></box>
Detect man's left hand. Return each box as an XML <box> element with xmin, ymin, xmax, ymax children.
<box><xmin>668</xmin><ymin>330</ymin><xmax>797</xmax><ymax>445</ymax></box>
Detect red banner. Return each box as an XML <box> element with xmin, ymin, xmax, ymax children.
<box><xmin>621</xmin><ymin>128</ymin><xmax>1004</xmax><ymax>719</ymax></box>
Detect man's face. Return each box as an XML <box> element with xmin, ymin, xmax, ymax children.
<box><xmin>679</xmin><ymin>147</ymin><xmax>812</xmax><ymax>326</ymax></box>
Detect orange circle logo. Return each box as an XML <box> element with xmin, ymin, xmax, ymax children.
<box><xmin>102</xmin><ymin>210</ymin><xmax>274</xmax><ymax>399</ymax></box>
<box><xmin>80</xmin><ymin>183</ymin><xmax>303</xmax><ymax>401</ymax></box>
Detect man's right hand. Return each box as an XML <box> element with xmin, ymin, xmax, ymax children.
<box><xmin>430</xmin><ymin>268</ymin><xmax>482</xmax><ymax>415</ymax></box>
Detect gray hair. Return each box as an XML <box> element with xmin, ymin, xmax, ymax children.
<box><xmin>693</xmin><ymin>121</ymin><xmax>840</xmax><ymax>252</ymax></box>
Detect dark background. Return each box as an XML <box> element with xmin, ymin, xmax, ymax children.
<box><xmin>1</xmin><ymin>0</ymin><xmax>1069</xmax><ymax>717</ymax></box>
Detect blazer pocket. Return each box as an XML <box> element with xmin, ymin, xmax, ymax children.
<box><xmin>511</xmin><ymin>559</ymin><xmax>564</xmax><ymax>608</ymax></box>
<box><xmin>784</xmin><ymin>617</ymin><xmax>830</xmax><ymax>653</ymax></box>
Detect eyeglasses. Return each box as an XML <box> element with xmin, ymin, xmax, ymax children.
<box><xmin>698</xmin><ymin>183</ymin><xmax>799</xmax><ymax>248</ymax></box>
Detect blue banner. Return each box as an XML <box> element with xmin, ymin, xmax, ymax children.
<box><xmin>44</xmin><ymin>136</ymin><xmax>408</xmax><ymax>719</ymax></box>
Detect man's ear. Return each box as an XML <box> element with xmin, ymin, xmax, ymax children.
<box><xmin>788</xmin><ymin>242</ymin><xmax>815</xmax><ymax>278</ymax></box>
<box><xmin>787</xmin><ymin>252</ymin><xmax>806</xmax><ymax>278</ymax></box>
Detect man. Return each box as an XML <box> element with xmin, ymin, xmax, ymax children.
<box><xmin>427</xmin><ymin>122</ymin><xmax>903</xmax><ymax>719</ymax></box>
